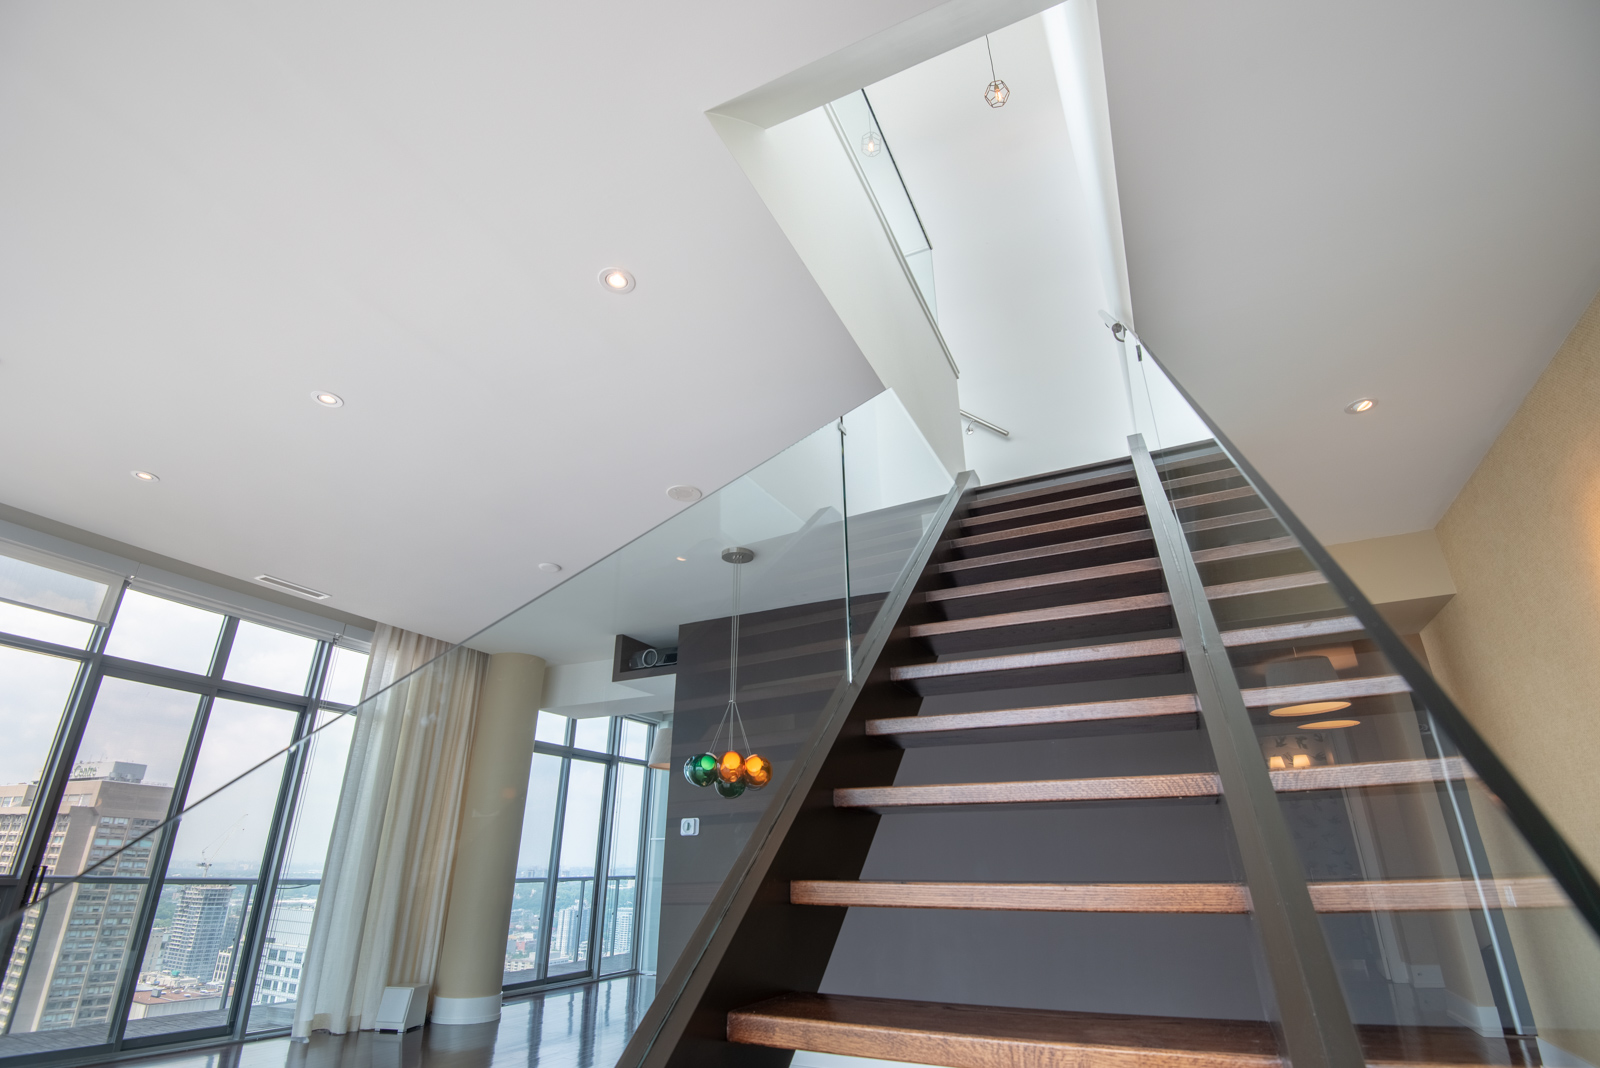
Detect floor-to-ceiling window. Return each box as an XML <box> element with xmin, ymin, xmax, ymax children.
<box><xmin>504</xmin><ymin>714</ymin><xmax>657</xmax><ymax>990</ymax></box>
<box><xmin>0</xmin><ymin>549</ymin><xmax>366</xmax><ymax>1063</ymax></box>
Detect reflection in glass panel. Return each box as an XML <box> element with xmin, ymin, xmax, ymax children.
<box><xmin>280</xmin><ymin>712</ymin><xmax>355</xmax><ymax>879</ymax></box>
<box><xmin>535</xmin><ymin>712</ymin><xmax>568</xmax><ymax>746</ymax></box>
<box><xmin>504</xmin><ymin>882</ymin><xmax>547</xmax><ymax>985</ymax></box>
<box><xmin>619</xmin><ymin>719</ymin><xmax>651</xmax><ymax>761</ymax></box>
<box><xmin>517</xmin><ymin>755</ymin><xmax>563</xmax><ymax>878</ymax></box>
<box><xmin>128</xmin><ymin>882</ymin><xmax>253</xmax><ymax>1037</ymax></box>
<box><xmin>247</xmin><ymin>884</ymin><xmax>316</xmax><ymax>1032</ymax></box>
<box><xmin>166</xmin><ymin>700</ymin><xmax>298</xmax><ymax>880</ymax></box>
<box><xmin>0</xmin><ymin>646</ymin><xmax>82</xmax><ymax>875</ymax></box>
<box><xmin>0</xmin><ymin>601</ymin><xmax>95</xmax><ymax>648</ymax></box>
<box><xmin>546</xmin><ymin>878</ymin><xmax>594</xmax><ymax>977</ymax></box>
<box><xmin>246</xmin><ymin>710</ymin><xmax>355</xmax><ymax>1032</ymax></box>
<box><xmin>0</xmin><ymin>553</ymin><xmax>109</xmax><ymax>621</ymax></box>
<box><xmin>601</xmin><ymin>763</ymin><xmax>647</xmax><ymax>975</ymax></box>
<box><xmin>222</xmin><ymin>622</ymin><xmax>317</xmax><ymax>695</ymax></box>
<box><xmin>1149</xmin><ymin>437</ymin><xmax>1600</xmax><ymax>1058</ymax></box>
<box><xmin>843</xmin><ymin>389</ymin><xmax>953</xmax><ymax>644</ymax></box>
<box><xmin>0</xmin><ymin>882</ymin><xmax>148</xmax><ymax>1054</ymax></box>
<box><xmin>558</xmin><ymin>761</ymin><xmax>606</xmax><ymax>878</ymax></box>
<box><xmin>104</xmin><ymin>591</ymin><xmax>224</xmax><ymax>676</ymax></box>
<box><xmin>60</xmin><ymin>678</ymin><xmax>198</xmax><ymax>878</ymax></box>
<box><xmin>320</xmin><ymin>647</ymin><xmax>369</xmax><ymax>707</ymax></box>
<box><xmin>572</xmin><ymin>717</ymin><xmax>611</xmax><ymax>753</ymax></box>
<box><xmin>607</xmin><ymin>764</ymin><xmax>645</xmax><ymax>879</ymax></box>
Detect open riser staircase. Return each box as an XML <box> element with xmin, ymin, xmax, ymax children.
<box><xmin>619</xmin><ymin>438</ymin><xmax>1597</xmax><ymax>1068</ymax></box>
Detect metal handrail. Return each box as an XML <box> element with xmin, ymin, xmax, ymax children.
<box><xmin>1129</xmin><ymin>434</ymin><xmax>1363</xmax><ymax>1068</ymax></box>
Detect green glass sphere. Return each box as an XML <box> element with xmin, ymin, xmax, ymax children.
<box><xmin>683</xmin><ymin>752</ymin><xmax>719</xmax><ymax>788</ymax></box>
<box><xmin>714</xmin><ymin>777</ymin><xmax>746</xmax><ymax>799</ymax></box>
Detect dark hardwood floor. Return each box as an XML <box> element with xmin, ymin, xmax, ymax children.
<box><xmin>90</xmin><ymin>976</ymin><xmax>656</xmax><ymax>1068</ymax></box>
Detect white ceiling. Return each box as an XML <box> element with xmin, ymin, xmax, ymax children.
<box><xmin>866</xmin><ymin>17</ymin><xmax>1138</xmax><ymax>486</ymax></box>
<box><xmin>1097</xmin><ymin>0</ymin><xmax>1600</xmax><ymax>543</ymax></box>
<box><xmin>0</xmin><ymin>0</ymin><xmax>977</xmax><ymax>642</ymax></box>
<box><xmin>8</xmin><ymin>0</ymin><xmax>1596</xmax><ymax>653</ymax></box>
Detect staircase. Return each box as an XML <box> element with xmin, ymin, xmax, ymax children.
<box><xmin>622</xmin><ymin>441</ymin><xmax>1582</xmax><ymax>1068</ymax></box>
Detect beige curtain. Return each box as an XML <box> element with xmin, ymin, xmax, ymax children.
<box><xmin>293</xmin><ymin>624</ymin><xmax>488</xmax><ymax>1036</ymax></box>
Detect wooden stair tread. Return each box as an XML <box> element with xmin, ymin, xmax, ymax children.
<box><xmin>867</xmin><ymin>693</ymin><xmax>1197</xmax><ymax>738</ymax></box>
<box><xmin>951</xmin><ymin>505</ymin><xmax>1147</xmax><ymax>550</ymax></box>
<box><xmin>935</xmin><ymin>521</ymin><xmax>1287</xmax><ymax>584</ymax></box>
<box><xmin>924</xmin><ymin>556</ymin><xmax>1162</xmax><ymax>605</ymax></box>
<box><xmin>728</xmin><ymin>992</ymin><xmax>1524</xmax><ymax>1068</ymax></box>
<box><xmin>889</xmin><ymin>616</ymin><xmax>1363</xmax><ymax>685</ymax></box>
<box><xmin>1169</xmin><ymin>485</ymin><xmax>1257</xmax><ymax>510</ymax></box>
<box><xmin>926</xmin><ymin>549</ymin><xmax>1315</xmax><ymax>612</ymax></box>
<box><xmin>949</xmin><ymin>488</ymin><xmax>1258</xmax><ymax>554</ymax></box>
<box><xmin>789</xmin><ymin>876</ymin><xmax>1566</xmax><ymax>913</ymax></box>
<box><xmin>937</xmin><ymin>529</ymin><xmax>1155</xmax><ymax>576</ymax></box>
<box><xmin>971</xmin><ymin>465</ymin><xmax>1136</xmax><ymax>511</ymax></box>
<box><xmin>960</xmin><ymin>485</ymin><xmax>1143</xmax><ymax>530</ymax></box>
<box><xmin>890</xmin><ymin>636</ymin><xmax>1185</xmax><ymax>684</ymax></box>
<box><xmin>867</xmin><ymin>675</ymin><xmax>1407</xmax><ymax>742</ymax></box>
<box><xmin>728</xmin><ymin>993</ymin><xmax>1282</xmax><ymax>1068</ymax></box>
<box><xmin>834</xmin><ymin>756</ymin><xmax>1472</xmax><ymax>809</ymax></box>
<box><xmin>910</xmin><ymin>590</ymin><xmax>1172</xmax><ymax>639</ymax></box>
<box><xmin>910</xmin><ymin>573</ymin><xmax>1325</xmax><ymax>642</ymax></box>
<box><xmin>1242</xmin><ymin>673</ymin><xmax>1409</xmax><ymax>707</ymax></box>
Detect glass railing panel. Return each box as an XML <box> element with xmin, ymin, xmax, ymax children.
<box><xmin>842</xmin><ymin>388</ymin><xmax>955</xmax><ymax>653</ymax></box>
<box><xmin>0</xmin><ymin>881</ymin><xmax>146</xmax><ymax>1052</ymax></box>
<box><xmin>1</xmin><ymin>390</ymin><xmax>948</xmax><ymax>1059</ymax></box>
<box><xmin>1139</xmin><ymin>351</ymin><xmax>1600</xmax><ymax>1065</ymax></box>
<box><xmin>826</xmin><ymin>91</ymin><xmax>937</xmax><ymax>315</ymax></box>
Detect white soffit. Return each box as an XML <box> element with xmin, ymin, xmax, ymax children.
<box><xmin>1098</xmin><ymin>0</ymin><xmax>1600</xmax><ymax>544</ymax></box>
<box><xmin>862</xmin><ymin>15</ymin><xmax>1137</xmax><ymax>485</ymax></box>
<box><xmin>0</xmin><ymin>0</ymin><xmax>993</xmax><ymax>641</ymax></box>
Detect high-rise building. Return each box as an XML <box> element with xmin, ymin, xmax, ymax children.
<box><xmin>160</xmin><ymin>886</ymin><xmax>232</xmax><ymax>982</ymax></box>
<box><xmin>0</xmin><ymin>767</ymin><xmax>172</xmax><ymax>1033</ymax></box>
<box><xmin>252</xmin><ymin>901</ymin><xmax>314</xmax><ymax>1006</ymax></box>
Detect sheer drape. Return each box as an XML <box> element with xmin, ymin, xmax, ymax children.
<box><xmin>293</xmin><ymin>624</ymin><xmax>488</xmax><ymax>1036</ymax></box>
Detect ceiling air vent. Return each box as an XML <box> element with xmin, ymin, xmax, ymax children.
<box><xmin>255</xmin><ymin>574</ymin><xmax>330</xmax><ymax>601</ymax></box>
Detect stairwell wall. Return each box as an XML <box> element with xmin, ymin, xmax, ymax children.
<box><xmin>1417</xmin><ymin>290</ymin><xmax>1600</xmax><ymax>875</ymax></box>
<box><xmin>1418</xmin><ymin>291</ymin><xmax>1600</xmax><ymax>1061</ymax></box>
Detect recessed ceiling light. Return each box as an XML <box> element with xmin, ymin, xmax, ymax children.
<box><xmin>131</xmin><ymin>470</ymin><xmax>159</xmax><ymax>482</ymax></box>
<box><xmin>1300</xmin><ymin>719</ymin><xmax>1361</xmax><ymax>730</ymax></box>
<box><xmin>312</xmin><ymin>391</ymin><xmax>344</xmax><ymax>408</ymax></box>
<box><xmin>1345</xmin><ymin>398</ymin><xmax>1376</xmax><ymax>414</ymax></box>
<box><xmin>538</xmin><ymin>562</ymin><xmax>562</xmax><ymax>573</ymax></box>
<box><xmin>1268</xmin><ymin>700</ymin><xmax>1352</xmax><ymax>718</ymax></box>
<box><xmin>599</xmin><ymin>268</ymin><xmax>635</xmax><ymax>293</ymax></box>
<box><xmin>666</xmin><ymin>485</ymin><xmax>702</xmax><ymax>503</ymax></box>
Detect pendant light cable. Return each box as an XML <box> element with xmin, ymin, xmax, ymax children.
<box><xmin>712</xmin><ymin>555</ymin><xmax>751</xmax><ymax>756</ymax></box>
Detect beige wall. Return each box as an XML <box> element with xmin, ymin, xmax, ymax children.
<box><xmin>1419</xmin><ymin>293</ymin><xmax>1600</xmax><ymax>875</ymax></box>
<box><xmin>1325</xmin><ymin>528</ymin><xmax>1455</xmax><ymax>636</ymax></box>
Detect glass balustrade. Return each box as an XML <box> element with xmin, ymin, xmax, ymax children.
<box><xmin>0</xmin><ymin>387</ymin><xmax>953</xmax><ymax>1063</ymax></box>
<box><xmin>1134</xmin><ymin>343</ymin><xmax>1600</xmax><ymax>1067</ymax></box>
<box><xmin>826</xmin><ymin>90</ymin><xmax>938</xmax><ymax>317</ymax></box>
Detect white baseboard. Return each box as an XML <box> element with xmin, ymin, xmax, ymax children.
<box><xmin>430</xmin><ymin>993</ymin><xmax>502</xmax><ymax>1026</ymax></box>
<box><xmin>1444</xmin><ymin>989</ymin><xmax>1501</xmax><ymax>1037</ymax></box>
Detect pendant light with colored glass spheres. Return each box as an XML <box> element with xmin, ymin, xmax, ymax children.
<box><xmin>683</xmin><ymin>548</ymin><xmax>772</xmax><ymax>798</ymax></box>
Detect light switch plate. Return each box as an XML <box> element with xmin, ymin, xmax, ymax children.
<box><xmin>680</xmin><ymin>817</ymin><xmax>699</xmax><ymax>836</ymax></box>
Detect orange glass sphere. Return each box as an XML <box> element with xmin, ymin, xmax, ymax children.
<box><xmin>742</xmin><ymin>753</ymin><xmax>771</xmax><ymax>789</ymax></box>
<box><xmin>718</xmin><ymin>750</ymin><xmax>744</xmax><ymax>784</ymax></box>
